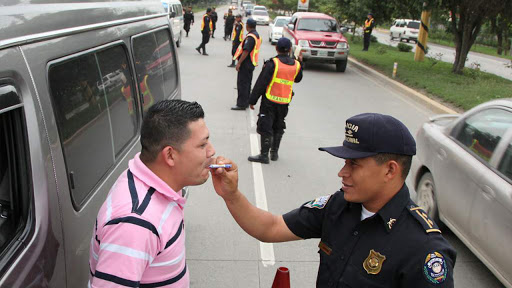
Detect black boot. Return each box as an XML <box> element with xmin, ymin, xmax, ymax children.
<box><xmin>248</xmin><ymin>135</ymin><xmax>272</xmax><ymax>164</ymax></box>
<box><xmin>270</xmin><ymin>133</ymin><xmax>283</xmax><ymax>161</ymax></box>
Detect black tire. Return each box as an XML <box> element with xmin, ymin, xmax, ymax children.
<box><xmin>176</xmin><ymin>33</ymin><xmax>181</xmax><ymax>47</ymax></box>
<box><xmin>398</xmin><ymin>33</ymin><xmax>402</xmax><ymax>42</ymax></box>
<box><xmin>390</xmin><ymin>33</ymin><xmax>394</xmax><ymax>40</ymax></box>
<box><xmin>335</xmin><ymin>60</ymin><xmax>347</xmax><ymax>72</ymax></box>
<box><xmin>416</xmin><ymin>172</ymin><xmax>441</xmax><ymax>225</ymax></box>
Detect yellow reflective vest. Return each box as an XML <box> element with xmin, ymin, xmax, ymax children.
<box><xmin>201</xmin><ymin>14</ymin><xmax>212</xmax><ymax>32</ymax></box>
<box><xmin>232</xmin><ymin>22</ymin><xmax>244</xmax><ymax>42</ymax></box>
<box><xmin>265</xmin><ymin>58</ymin><xmax>301</xmax><ymax>104</ymax></box>
<box><xmin>232</xmin><ymin>33</ymin><xmax>261</xmax><ymax>66</ymax></box>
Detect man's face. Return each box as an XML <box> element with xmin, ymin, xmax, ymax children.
<box><xmin>338</xmin><ymin>157</ymin><xmax>387</xmax><ymax>205</ymax></box>
<box><xmin>188</xmin><ymin>7</ymin><xmax>192</xmax><ymax>12</ymax></box>
<box><xmin>173</xmin><ymin>119</ymin><xmax>215</xmax><ymax>187</ymax></box>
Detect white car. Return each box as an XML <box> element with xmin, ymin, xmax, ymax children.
<box><xmin>390</xmin><ymin>19</ymin><xmax>420</xmax><ymax>43</ymax></box>
<box><xmin>269</xmin><ymin>16</ymin><xmax>291</xmax><ymax>44</ymax></box>
<box><xmin>253</xmin><ymin>5</ymin><xmax>267</xmax><ymax>12</ymax></box>
<box><xmin>250</xmin><ymin>10</ymin><xmax>270</xmax><ymax>25</ymax></box>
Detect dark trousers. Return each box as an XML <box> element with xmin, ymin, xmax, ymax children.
<box><xmin>236</xmin><ymin>62</ymin><xmax>255</xmax><ymax>108</ymax></box>
<box><xmin>225</xmin><ymin>25</ymin><xmax>233</xmax><ymax>38</ymax></box>
<box><xmin>231</xmin><ymin>42</ymin><xmax>240</xmax><ymax>56</ymax></box>
<box><xmin>257</xmin><ymin>100</ymin><xmax>288</xmax><ymax>137</ymax></box>
<box><xmin>198</xmin><ymin>32</ymin><xmax>210</xmax><ymax>51</ymax></box>
<box><xmin>212</xmin><ymin>22</ymin><xmax>216</xmax><ymax>36</ymax></box>
<box><xmin>363</xmin><ymin>32</ymin><xmax>371</xmax><ymax>50</ymax></box>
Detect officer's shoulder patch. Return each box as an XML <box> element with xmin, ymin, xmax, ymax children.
<box><xmin>423</xmin><ymin>251</ymin><xmax>448</xmax><ymax>285</ymax></box>
<box><xmin>304</xmin><ymin>195</ymin><xmax>332</xmax><ymax>209</ymax></box>
<box><xmin>408</xmin><ymin>205</ymin><xmax>441</xmax><ymax>234</ymax></box>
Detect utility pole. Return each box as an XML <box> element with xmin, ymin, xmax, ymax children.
<box><xmin>415</xmin><ymin>2</ymin><xmax>431</xmax><ymax>61</ymax></box>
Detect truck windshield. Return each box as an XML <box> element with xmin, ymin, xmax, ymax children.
<box><xmin>297</xmin><ymin>19</ymin><xmax>338</xmax><ymax>32</ymax></box>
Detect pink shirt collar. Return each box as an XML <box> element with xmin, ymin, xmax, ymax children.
<box><xmin>128</xmin><ymin>153</ymin><xmax>186</xmax><ymax>206</ymax></box>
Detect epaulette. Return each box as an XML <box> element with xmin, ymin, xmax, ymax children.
<box><xmin>408</xmin><ymin>205</ymin><xmax>442</xmax><ymax>234</ymax></box>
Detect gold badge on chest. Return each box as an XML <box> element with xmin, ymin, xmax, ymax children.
<box><xmin>363</xmin><ymin>249</ymin><xmax>386</xmax><ymax>275</ymax></box>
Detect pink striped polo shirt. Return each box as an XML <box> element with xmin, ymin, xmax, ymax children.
<box><xmin>89</xmin><ymin>153</ymin><xmax>188</xmax><ymax>288</ymax></box>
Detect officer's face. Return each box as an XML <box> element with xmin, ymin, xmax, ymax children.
<box><xmin>338</xmin><ymin>157</ymin><xmax>387</xmax><ymax>206</ymax></box>
<box><xmin>173</xmin><ymin>119</ymin><xmax>216</xmax><ymax>187</ymax></box>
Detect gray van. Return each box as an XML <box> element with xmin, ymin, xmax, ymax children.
<box><xmin>0</xmin><ymin>0</ymin><xmax>181</xmax><ymax>286</ymax></box>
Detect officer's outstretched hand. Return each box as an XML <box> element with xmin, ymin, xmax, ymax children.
<box><xmin>210</xmin><ymin>156</ymin><xmax>239</xmax><ymax>200</ymax></box>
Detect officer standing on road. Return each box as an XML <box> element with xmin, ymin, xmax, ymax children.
<box><xmin>231</xmin><ymin>18</ymin><xmax>261</xmax><ymax>110</ymax></box>
<box><xmin>224</xmin><ymin>9</ymin><xmax>235</xmax><ymax>41</ymax></box>
<box><xmin>247</xmin><ymin>38</ymin><xmax>303</xmax><ymax>164</ymax></box>
<box><xmin>196</xmin><ymin>8</ymin><xmax>213</xmax><ymax>56</ymax></box>
<box><xmin>211</xmin><ymin>7</ymin><xmax>218</xmax><ymax>38</ymax></box>
<box><xmin>210</xmin><ymin>113</ymin><xmax>457</xmax><ymax>287</ymax></box>
<box><xmin>363</xmin><ymin>13</ymin><xmax>375</xmax><ymax>51</ymax></box>
<box><xmin>227</xmin><ymin>14</ymin><xmax>244</xmax><ymax>67</ymax></box>
<box><xmin>183</xmin><ymin>6</ymin><xmax>194</xmax><ymax>37</ymax></box>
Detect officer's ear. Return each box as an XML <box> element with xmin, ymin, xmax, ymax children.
<box><xmin>383</xmin><ymin>160</ymin><xmax>400</xmax><ymax>182</ymax></box>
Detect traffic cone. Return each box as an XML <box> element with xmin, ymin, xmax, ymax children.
<box><xmin>271</xmin><ymin>267</ymin><xmax>290</xmax><ymax>288</ymax></box>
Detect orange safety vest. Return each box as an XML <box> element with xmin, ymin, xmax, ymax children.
<box><xmin>232</xmin><ymin>33</ymin><xmax>261</xmax><ymax>66</ymax></box>
<box><xmin>201</xmin><ymin>14</ymin><xmax>212</xmax><ymax>32</ymax></box>
<box><xmin>232</xmin><ymin>22</ymin><xmax>244</xmax><ymax>42</ymax></box>
<box><xmin>364</xmin><ymin>18</ymin><xmax>374</xmax><ymax>32</ymax></box>
<box><xmin>265</xmin><ymin>58</ymin><xmax>300</xmax><ymax>104</ymax></box>
<box><xmin>121</xmin><ymin>75</ymin><xmax>155</xmax><ymax>114</ymax></box>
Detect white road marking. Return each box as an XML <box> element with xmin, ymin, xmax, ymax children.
<box><xmin>249</xmin><ymin>107</ymin><xmax>257</xmax><ymax>128</ymax></box>
<box><xmin>249</xmin><ymin>132</ymin><xmax>275</xmax><ymax>267</ymax></box>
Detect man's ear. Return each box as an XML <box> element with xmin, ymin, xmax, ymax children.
<box><xmin>161</xmin><ymin>146</ymin><xmax>178</xmax><ymax>167</ymax></box>
<box><xmin>384</xmin><ymin>160</ymin><xmax>400</xmax><ymax>182</ymax></box>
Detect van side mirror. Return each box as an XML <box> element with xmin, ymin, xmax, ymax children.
<box><xmin>287</xmin><ymin>24</ymin><xmax>294</xmax><ymax>30</ymax></box>
<box><xmin>170</xmin><ymin>11</ymin><xmax>176</xmax><ymax>18</ymax></box>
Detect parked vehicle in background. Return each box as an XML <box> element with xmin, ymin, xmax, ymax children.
<box><xmin>411</xmin><ymin>99</ymin><xmax>512</xmax><ymax>288</ymax></box>
<box><xmin>283</xmin><ymin>12</ymin><xmax>349</xmax><ymax>72</ymax></box>
<box><xmin>250</xmin><ymin>10</ymin><xmax>270</xmax><ymax>25</ymax></box>
<box><xmin>229</xmin><ymin>0</ymin><xmax>238</xmax><ymax>11</ymax></box>
<box><xmin>253</xmin><ymin>5</ymin><xmax>267</xmax><ymax>12</ymax></box>
<box><xmin>245</xmin><ymin>3</ymin><xmax>255</xmax><ymax>16</ymax></box>
<box><xmin>0</xmin><ymin>0</ymin><xmax>181</xmax><ymax>286</ymax></box>
<box><xmin>269</xmin><ymin>16</ymin><xmax>291</xmax><ymax>44</ymax></box>
<box><xmin>162</xmin><ymin>0</ymin><xmax>184</xmax><ymax>47</ymax></box>
<box><xmin>390</xmin><ymin>19</ymin><xmax>420</xmax><ymax>43</ymax></box>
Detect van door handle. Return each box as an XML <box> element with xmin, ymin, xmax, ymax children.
<box><xmin>482</xmin><ymin>185</ymin><xmax>495</xmax><ymax>200</ymax></box>
<box><xmin>437</xmin><ymin>148</ymin><xmax>447</xmax><ymax>160</ymax></box>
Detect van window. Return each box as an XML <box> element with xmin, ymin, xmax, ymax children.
<box><xmin>407</xmin><ymin>21</ymin><xmax>420</xmax><ymax>29</ymax></box>
<box><xmin>49</xmin><ymin>45</ymin><xmax>138</xmax><ymax>207</ymax></box>
<box><xmin>132</xmin><ymin>29</ymin><xmax>178</xmax><ymax>107</ymax></box>
<box><xmin>0</xmin><ymin>84</ymin><xmax>30</xmax><ymax>259</ymax></box>
<box><xmin>174</xmin><ymin>4</ymin><xmax>183</xmax><ymax>16</ymax></box>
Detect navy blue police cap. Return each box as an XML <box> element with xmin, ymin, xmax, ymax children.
<box><xmin>207</xmin><ymin>7</ymin><xmax>212</xmax><ymax>13</ymax></box>
<box><xmin>319</xmin><ymin>113</ymin><xmax>416</xmax><ymax>159</ymax></box>
<box><xmin>277</xmin><ymin>38</ymin><xmax>292</xmax><ymax>51</ymax></box>
<box><xmin>246</xmin><ymin>18</ymin><xmax>257</xmax><ymax>26</ymax></box>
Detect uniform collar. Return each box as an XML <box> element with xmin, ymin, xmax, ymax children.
<box><xmin>376</xmin><ymin>184</ymin><xmax>410</xmax><ymax>233</ymax></box>
<box><xmin>128</xmin><ymin>153</ymin><xmax>186</xmax><ymax>206</ymax></box>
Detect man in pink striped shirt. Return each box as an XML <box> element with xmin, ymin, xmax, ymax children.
<box><xmin>89</xmin><ymin>100</ymin><xmax>216</xmax><ymax>287</ymax></box>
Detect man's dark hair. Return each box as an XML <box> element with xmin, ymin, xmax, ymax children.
<box><xmin>140</xmin><ymin>100</ymin><xmax>204</xmax><ymax>163</ymax></box>
<box><xmin>246</xmin><ymin>21</ymin><xmax>256</xmax><ymax>29</ymax></box>
<box><xmin>372</xmin><ymin>153</ymin><xmax>412</xmax><ymax>180</ymax></box>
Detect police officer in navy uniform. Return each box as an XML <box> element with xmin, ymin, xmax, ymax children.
<box><xmin>227</xmin><ymin>14</ymin><xmax>243</xmax><ymax>68</ymax></box>
<box><xmin>196</xmin><ymin>8</ymin><xmax>213</xmax><ymax>56</ymax></box>
<box><xmin>231</xmin><ymin>18</ymin><xmax>261</xmax><ymax>110</ymax></box>
<box><xmin>211</xmin><ymin>113</ymin><xmax>457</xmax><ymax>287</ymax></box>
<box><xmin>363</xmin><ymin>13</ymin><xmax>375</xmax><ymax>51</ymax></box>
<box><xmin>247</xmin><ymin>38</ymin><xmax>303</xmax><ymax>164</ymax></box>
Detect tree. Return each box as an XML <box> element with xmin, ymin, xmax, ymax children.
<box><xmin>490</xmin><ymin>1</ymin><xmax>512</xmax><ymax>55</ymax></box>
<box><xmin>441</xmin><ymin>0</ymin><xmax>510</xmax><ymax>74</ymax></box>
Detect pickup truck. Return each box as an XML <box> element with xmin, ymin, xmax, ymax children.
<box><xmin>283</xmin><ymin>12</ymin><xmax>349</xmax><ymax>72</ymax></box>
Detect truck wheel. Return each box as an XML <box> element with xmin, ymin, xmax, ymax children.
<box><xmin>176</xmin><ymin>33</ymin><xmax>181</xmax><ymax>47</ymax></box>
<box><xmin>335</xmin><ymin>60</ymin><xmax>347</xmax><ymax>72</ymax></box>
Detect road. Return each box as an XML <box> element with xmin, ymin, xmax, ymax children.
<box><xmin>179</xmin><ymin>7</ymin><xmax>505</xmax><ymax>287</ymax></box>
<box><xmin>371</xmin><ymin>29</ymin><xmax>512</xmax><ymax>81</ymax></box>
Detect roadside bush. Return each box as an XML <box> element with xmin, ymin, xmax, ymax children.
<box><xmin>397</xmin><ymin>43</ymin><xmax>413</xmax><ymax>52</ymax></box>
<box><xmin>376</xmin><ymin>46</ymin><xmax>387</xmax><ymax>55</ymax></box>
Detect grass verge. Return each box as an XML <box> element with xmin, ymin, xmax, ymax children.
<box><xmin>348</xmin><ymin>37</ymin><xmax>512</xmax><ymax>111</ymax></box>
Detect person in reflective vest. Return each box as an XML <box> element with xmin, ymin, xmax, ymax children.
<box><xmin>196</xmin><ymin>8</ymin><xmax>213</xmax><ymax>55</ymax></box>
<box><xmin>247</xmin><ymin>38</ymin><xmax>303</xmax><ymax>163</ymax></box>
<box><xmin>363</xmin><ymin>13</ymin><xmax>375</xmax><ymax>51</ymax></box>
<box><xmin>231</xmin><ymin>18</ymin><xmax>261</xmax><ymax>110</ymax></box>
<box><xmin>228</xmin><ymin>14</ymin><xmax>244</xmax><ymax>67</ymax></box>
